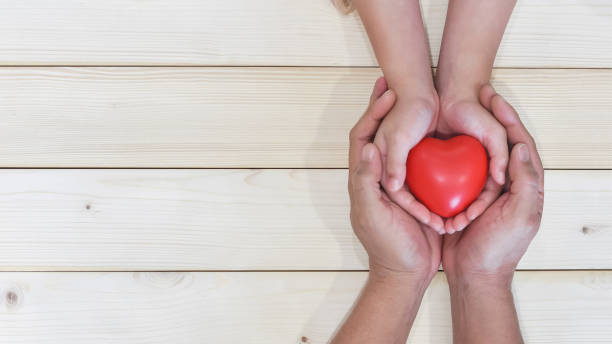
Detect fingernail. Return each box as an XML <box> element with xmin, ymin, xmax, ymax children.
<box><xmin>362</xmin><ymin>144</ymin><xmax>374</xmax><ymax>161</ymax></box>
<box><xmin>382</xmin><ymin>89</ymin><xmax>393</xmax><ymax>98</ymax></box>
<box><xmin>518</xmin><ymin>143</ymin><xmax>530</xmax><ymax>162</ymax></box>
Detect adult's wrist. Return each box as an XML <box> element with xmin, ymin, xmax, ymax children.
<box><xmin>446</xmin><ymin>270</ymin><xmax>513</xmax><ymax>296</ymax></box>
<box><xmin>369</xmin><ymin>263</ymin><xmax>434</xmax><ymax>294</ymax></box>
<box><xmin>446</xmin><ymin>271</ymin><xmax>522</xmax><ymax>344</ymax></box>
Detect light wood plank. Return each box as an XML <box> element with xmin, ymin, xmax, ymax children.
<box><xmin>0</xmin><ymin>169</ymin><xmax>609</xmax><ymax>271</ymax></box>
<box><xmin>0</xmin><ymin>0</ymin><xmax>610</xmax><ymax>67</ymax></box>
<box><xmin>0</xmin><ymin>271</ymin><xmax>610</xmax><ymax>343</ymax></box>
<box><xmin>0</xmin><ymin>67</ymin><xmax>610</xmax><ymax>168</ymax></box>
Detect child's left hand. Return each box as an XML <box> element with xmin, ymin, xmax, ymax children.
<box><xmin>436</xmin><ymin>85</ymin><xmax>509</xmax><ymax>233</ymax></box>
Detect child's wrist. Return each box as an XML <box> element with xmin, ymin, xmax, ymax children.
<box><xmin>437</xmin><ymin>84</ymin><xmax>483</xmax><ymax>113</ymax></box>
<box><xmin>394</xmin><ymin>86</ymin><xmax>438</xmax><ymax>109</ymax></box>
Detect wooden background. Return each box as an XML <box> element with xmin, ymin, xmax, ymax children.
<box><xmin>0</xmin><ymin>0</ymin><xmax>610</xmax><ymax>342</ymax></box>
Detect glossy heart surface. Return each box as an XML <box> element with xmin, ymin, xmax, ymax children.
<box><xmin>405</xmin><ymin>135</ymin><xmax>488</xmax><ymax>218</ymax></box>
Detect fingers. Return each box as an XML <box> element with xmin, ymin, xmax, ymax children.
<box><xmin>477</xmin><ymin>84</ymin><xmax>509</xmax><ymax>185</ymax></box>
<box><xmin>490</xmin><ymin>94</ymin><xmax>531</xmax><ymax>146</ymax></box>
<box><xmin>444</xmin><ymin>212</ymin><xmax>469</xmax><ymax>234</ymax></box>
<box><xmin>479</xmin><ymin>83</ymin><xmax>497</xmax><ymax>112</ymax></box>
<box><xmin>446</xmin><ymin>100</ymin><xmax>508</xmax><ymax>186</ymax></box>
<box><xmin>389</xmin><ymin>188</ymin><xmax>445</xmax><ymax>234</ymax></box>
<box><xmin>376</xmin><ymin>101</ymin><xmax>434</xmax><ymax>192</ymax></box>
<box><xmin>386</xmin><ymin>188</ymin><xmax>431</xmax><ymax>224</ymax></box>
<box><xmin>383</xmin><ymin>136</ymin><xmax>413</xmax><ymax>191</ymax></box>
<box><xmin>442</xmin><ymin>176</ymin><xmax>503</xmax><ymax>234</ymax></box>
<box><xmin>348</xmin><ymin>78</ymin><xmax>396</xmax><ymax>172</ymax></box>
<box><xmin>490</xmin><ymin>94</ymin><xmax>544</xmax><ymax>176</ymax></box>
<box><xmin>465</xmin><ymin>177</ymin><xmax>503</xmax><ymax>220</ymax></box>
<box><xmin>429</xmin><ymin>213</ymin><xmax>445</xmax><ymax>235</ymax></box>
<box><xmin>350</xmin><ymin>143</ymin><xmax>384</xmax><ymax>208</ymax></box>
<box><xmin>481</xmin><ymin>119</ymin><xmax>508</xmax><ymax>185</ymax></box>
<box><xmin>370</xmin><ymin>76</ymin><xmax>388</xmax><ymax>104</ymax></box>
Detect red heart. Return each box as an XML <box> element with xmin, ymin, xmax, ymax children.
<box><xmin>405</xmin><ymin>135</ymin><xmax>488</xmax><ymax>218</ymax></box>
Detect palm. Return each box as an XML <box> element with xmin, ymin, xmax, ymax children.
<box><xmin>380</xmin><ymin>195</ymin><xmax>442</xmax><ymax>273</ymax></box>
<box><xmin>437</xmin><ymin>100</ymin><xmax>490</xmax><ymax>141</ymax></box>
<box><xmin>443</xmin><ymin>156</ymin><xmax>543</xmax><ymax>275</ymax></box>
<box><xmin>442</xmin><ymin>194</ymin><xmax>513</xmax><ymax>274</ymax></box>
<box><xmin>435</xmin><ymin>100</ymin><xmax>504</xmax><ymax>232</ymax></box>
<box><xmin>350</xmin><ymin>183</ymin><xmax>441</xmax><ymax>274</ymax></box>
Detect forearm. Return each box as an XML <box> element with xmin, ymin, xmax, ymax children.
<box><xmin>332</xmin><ymin>269</ymin><xmax>431</xmax><ymax>344</ymax></box>
<box><xmin>353</xmin><ymin>0</ymin><xmax>435</xmax><ymax>101</ymax></box>
<box><xmin>448</xmin><ymin>274</ymin><xmax>523</xmax><ymax>344</ymax></box>
<box><xmin>436</xmin><ymin>0</ymin><xmax>516</xmax><ymax>102</ymax></box>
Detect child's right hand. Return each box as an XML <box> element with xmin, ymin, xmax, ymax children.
<box><xmin>372</xmin><ymin>78</ymin><xmax>444</xmax><ymax>233</ymax></box>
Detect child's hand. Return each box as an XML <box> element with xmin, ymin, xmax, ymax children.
<box><xmin>436</xmin><ymin>85</ymin><xmax>509</xmax><ymax>233</ymax></box>
<box><xmin>442</xmin><ymin>86</ymin><xmax>544</xmax><ymax>282</ymax></box>
<box><xmin>349</xmin><ymin>77</ymin><xmax>442</xmax><ymax>277</ymax></box>
<box><xmin>371</xmin><ymin>78</ymin><xmax>445</xmax><ymax>233</ymax></box>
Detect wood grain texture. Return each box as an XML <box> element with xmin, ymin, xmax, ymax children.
<box><xmin>0</xmin><ymin>67</ymin><xmax>610</xmax><ymax>168</ymax></box>
<box><xmin>0</xmin><ymin>0</ymin><xmax>610</xmax><ymax>67</ymax></box>
<box><xmin>0</xmin><ymin>271</ymin><xmax>610</xmax><ymax>343</ymax></box>
<box><xmin>0</xmin><ymin>169</ymin><xmax>609</xmax><ymax>271</ymax></box>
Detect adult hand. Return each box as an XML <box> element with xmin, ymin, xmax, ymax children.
<box><xmin>349</xmin><ymin>77</ymin><xmax>442</xmax><ymax>278</ymax></box>
<box><xmin>442</xmin><ymin>84</ymin><xmax>545</xmax><ymax>284</ymax></box>
<box><xmin>436</xmin><ymin>88</ymin><xmax>509</xmax><ymax>233</ymax></box>
<box><xmin>372</xmin><ymin>84</ymin><xmax>445</xmax><ymax>233</ymax></box>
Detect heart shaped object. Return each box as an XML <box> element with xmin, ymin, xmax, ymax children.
<box><xmin>405</xmin><ymin>135</ymin><xmax>488</xmax><ymax>218</ymax></box>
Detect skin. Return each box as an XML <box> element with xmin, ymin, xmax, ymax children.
<box><xmin>332</xmin><ymin>78</ymin><xmax>441</xmax><ymax>344</ymax></box>
<box><xmin>354</xmin><ymin>0</ymin><xmax>517</xmax><ymax>233</ymax></box>
<box><xmin>436</xmin><ymin>0</ymin><xmax>518</xmax><ymax>233</ymax></box>
<box><xmin>443</xmin><ymin>84</ymin><xmax>544</xmax><ymax>344</ymax></box>
<box><xmin>335</xmin><ymin>1</ymin><xmax>540</xmax><ymax>341</ymax></box>
<box><xmin>333</xmin><ymin>80</ymin><xmax>544</xmax><ymax>343</ymax></box>
<box><xmin>352</xmin><ymin>0</ymin><xmax>444</xmax><ymax>233</ymax></box>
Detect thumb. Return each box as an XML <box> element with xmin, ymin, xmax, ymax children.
<box><xmin>503</xmin><ymin>142</ymin><xmax>545</xmax><ymax>242</ymax></box>
<box><xmin>508</xmin><ymin>143</ymin><xmax>538</xmax><ymax>189</ymax></box>
<box><xmin>507</xmin><ymin>143</ymin><xmax>542</xmax><ymax>213</ymax></box>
